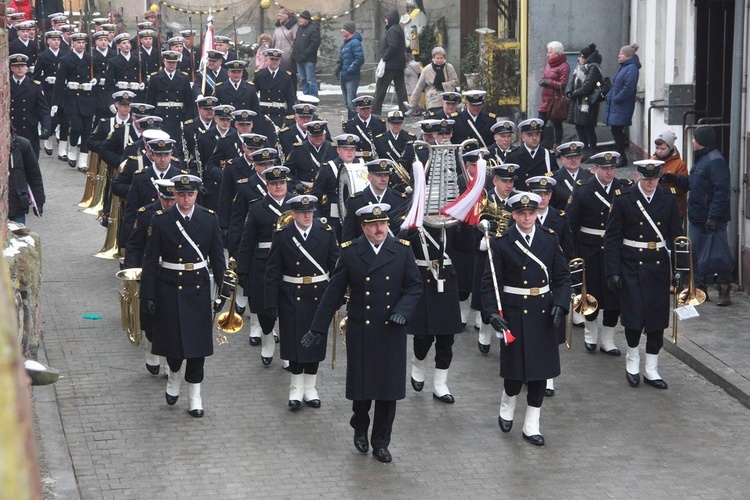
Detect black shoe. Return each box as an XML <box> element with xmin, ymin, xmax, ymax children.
<box><xmin>58</xmin><ymin>154</ymin><xmax>68</xmax><ymax>161</ymax></box>
<box><xmin>433</xmin><ymin>393</ymin><xmax>455</xmax><ymax>404</ymax></box>
<box><xmin>644</xmin><ymin>376</ymin><xmax>668</xmax><ymax>390</ymax></box>
<box><xmin>372</xmin><ymin>447</ymin><xmax>392</xmax><ymax>463</ymax></box>
<box><xmin>188</xmin><ymin>408</ymin><xmax>204</xmax><ymax>418</ymax></box>
<box><xmin>478</xmin><ymin>342</ymin><xmax>490</xmax><ymax>355</ymax></box>
<box><xmin>274</xmin><ymin>333</ymin><xmax>280</xmax><ymax>344</ymax></box>
<box><xmin>523</xmin><ymin>433</ymin><xmax>545</xmax><ymax>446</ymax></box>
<box><xmin>68</xmin><ymin>159</ymin><xmax>77</xmax><ymax>168</ymax></box>
<box><xmin>544</xmin><ymin>388</ymin><xmax>555</xmax><ymax>397</ymax></box>
<box><xmin>235</xmin><ymin>304</ymin><xmax>246</xmax><ymax>316</ymax></box>
<box><xmin>165</xmin><ymin>392</ymin><xmax>179</xmax><ymax>406</ymax></box>
<box><xmin>462</xmin><ymin>322</ymin><xmax>467</xmax><ymax>328</ymax></box>
<box><xmin>288</xmin><ymin>400</ymin><xmax>301</xmax><ymax>411</ymax></box>
<box><xmin>353</xmin><ymin>433</ymin><xmax>369</xmax><ymax>453</ymax></box>
<box><xmin>584</xmin><ymin>342</ymin><xmax>597</xmax><ymax>352</ymax></box>
<box><xmin>717</xmin><ymin>284</ymin><xmax>731</xmax><ymax>306</ymax></box>
<box><xmin>626</xmin><ymin>371</ymin><xmax>641</xmax><ymax>387</ymax></box>
<box><xmin>304</xmin><ymin>398</ymin><xmax>321</xmax><ymax>408</ymax></box>
<box><xmin>498</xmin><ymin>416</ymin><xmax>513</xmax><ymax>433</ymax></box>
<box><xmin>474</xmin><ymin>325</ymin><xmax>481</xmax><ymax>332</ymax></box>
<box><xmin>600</xmin><ymin>347</ymin><xmax>621</xmax><ymax>357</ymax></box>
<box><xmin>249</xmin><ymin>336</ymin><xmax>261</xmax><ymax>346</ymax></box>
<box><xmin>261</xmin><ymin>356</ymin><xmax>273</xmax><ymax>366</ymax></box>
<box><xmin>146</xmin><ymin>363</ymin><xmax>160</xmax><ymax>375</ymax></box>
<box><xmin>410</xmin><ymin>377</ymin><xmax>424</xmax><ymax>392</ymax></box>
<box><xmin>44</xmin><ymin>146</ymin><xmax>53</xmax><ymax>156</ymax></box>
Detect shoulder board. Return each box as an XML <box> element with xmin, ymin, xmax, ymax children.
<box><xmin>449</xmin><ymin>112</ymin><xmax>459</xmax><ymax>117</ymax></box>
<box><xmin>292</xmin><ymin>141</ymin><xmax>303</xmax><ymax>147</ymax></box>
<box><xmin>180</xmin><ymin>71</ymin><xmax>189</xmax><ymax>77</ymax></box>
<box><xmin>406</xmin><ymin>140</ymin><xmax>414</xmax><ymax>145</ymax></box>
<box><xmin>100</xmin><ymin>117</ymin><xmax>108</xmax><ymax>123</ymax></box>
<box><xmin>201</xmin><ymin>207</ymin><xmax>215</xmax><ymax>214</ymax></box>
<box><xmin>547</xmin><ymin>227</ymin><xmax>555</xmax><ymax>234</ymax></box>
<box><xmin>576</xmin><ymin>179</ymin><xmax>583</xmax><ymax>186</ymax></box>
<box><xmin>622</xmin><ymin>179</ymin><xmax>634</xmax><ymax>186</ymax></box>
<box><xmin>279</xmin><ymin>126</ymin><xmax>290</xmax><ymax>132</ymax></box>
<box><xmin>155</xmin><ymin>210</ymin><xmax>164</xmax><ymax>215</ymax></box>
<box><xmin>128</xmin><ymin>155</ymin><xmax>138</xmax><ymax>160</ymax></box>
<box><xmin>375</xmin><ymin>133</ymin><xmax>384</xmax><ymax>138</ymax></box>
<box><xmin>180</xmin><ymin>169</ymin><xmax>189</xmax><ymax>174</ymax></box>
<box><xmin>406</xmin><ymin>131</ymin><xmax>417</xmax><ymax>138</ymax></box>
<box><xmin>226</xmin><ymin>159</ymin><xmax>235</xmax><ymax>165</ymax></box>
<box><xmin>341</xmin><ymin>240</ymin><xmax>354</xmax><ymax>248</ymax></box>
<box><xmin>400</xmin><ymin>191</ymin><xmax>408</xmax><ymax>198</ymax></box>
<box><xmin>249</xmin><ymin>197</ymin><xmax>263</xmax><ymax>204</ymax></box>
<box><xmin>614</xmin><ymin>189</ymin><xmax>624</xmax><ymax>196</ymax></box>
<box><xmin>33</xmin><ymin>80</ymin><xmax>42</xmax><ymax>85</ymax></box>
<box><xmin>138</xmin><ymin>206</ymin><xmax>147</xmax><ymax>212</ymax></box>
<box><xmin>350</xmin><ymin>191</ymin><xmax>363</xmax><ymax>198</ymax></box>
<box><xmin>254</xmin><ymin>69</ymin><xmax>261</xmax><ymax>74</ymax></box>
<box><xmin>558</xmin><ymin>210</ymin><xmax>566</xmax><ymax>217</ymax></box>
<box><xmin>134</xmin><ymin>169</ymin><xmax>146</xmax><ymax>174</ymax></box>
<box><xmin>215</xmin><ymin>81</ymin><xmax>224</xmax><ymax>87</ymax></box>
<box><xmin>237</xmin><ymin>178</ymin><xmax>249</xmax><ymax>184</ymax></box>
<box><xmin>284</xmin><ymin>114</ymin><xmax>294</xmax><ymax>120</ymax></box>
<box><xmin>397</xmin><ymin>238</ymin><xmax>410</xmax><ymax>246</ymax></box>
<box><xmin>245</xmin><ymin>80</ymin><xmax>255</xmax><ymax>86</ymax></box>
<box><xmin>378</xmin><ymin>118</ymin><xmax>386</xmax><ymax>123</ymax></box>
<box><xmin>184</xmin><ymin>119</ymin><xmax>194</xmax><ymax>125</ymax></box>
<box><xmin>149</xmin><ymin>71</ymin><xmax>158</xmax><ymax>77</ymax></box>
<box><xmin>545</xmin><ymin>171</ymin><xmax>554</xmax><ymax>177</ymax></box>
<box><xmin>488</xmin><ymin>112</ymin><xmax>497</xmax><ymax>118</ymax></box>
<box><xmin>670</xmin><ymin>187</ymin><xmax>677</xmax><ymax>195</ymax></box>
<box><xmin>286</xmin><ymin>71</ymin><xmax>292</xmax><ymax>76</ymax></box>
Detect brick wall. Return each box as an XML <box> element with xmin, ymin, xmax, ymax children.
<box><xmin>1</xmin><ymin>0</ymin><xmax>9</xmax><ymax>242</ymax></box>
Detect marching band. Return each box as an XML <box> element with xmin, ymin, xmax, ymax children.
<box><xmin>10</xmin><ymin>10</ymin><xmax>696</xmax><ymax>463</ymax></box>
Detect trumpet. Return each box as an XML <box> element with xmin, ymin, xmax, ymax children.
<box><xmin>116</xmin><ymin>268</ymin><xmax>142</xmax><ymax>346</ymax></box>
<box><xmin>672</xmin><ymin>236</ymin><xmax>706</xmax><ymax>344</ymax></box>
<box><xmin>478</xmin><ymin>190</ymin><xmax>512</xmax><ymax>237</ymax></box>
<box><xmin>566</xmin><ymin>258</ymin><xmax>598</xmax><ymax>348</ymax></box>
<box><xmin>214</xmin><ymin>261</ymin><xmax>244</xmax><ymax>344</ymax></box>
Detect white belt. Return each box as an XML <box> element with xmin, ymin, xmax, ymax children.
<box><xmin>415</xmin><ymin>258</ymin><xmax>453</xmax><ymax>267</ymax></box>
<box><xmin>67</xmin><ymin>82</ymin><xmax>88</xmax><ymax>90</ymax></box>
<box><xmin>503</xmin><ymin>285</ymin><xmax>550</xmax><ymax>296</ymax></box>
<box><xmin>45</xmin><ymin>76</ymin><xmax>56</xmax><ymax>84</ymax></box>
<box><xmin>257</xmin><ymin>242</ymin><xmax>272</xmax><ymax>249</ymax></box>
<box><xmin>330</xmin><ymin>204</ymin><xmax>340</xmax><ymax>218</ymax></box>
<box><xmin>157</xmin><ymin>101</ymin><xmax>184</xmax><ymax>108</ymax></box>
<box><xmin>282</xmin><ymin>273</ymin><xmax>330</xmax><ymax>284</ymax></box>
<box><xmin>623</xmin><ymin>238</ymin><xmax>666</xmax><ymax>250</ymax></box>
<box><xmin>116</xmin><ymin>81</ymin><xmax>130</xmax><ymax>89</ymax></box>
<box><xmin>160</xmin><ymin>261</ymin><xmax>208</xmax><ymax>271</ymax></box>
<box><xmin>260</xmin><ymin>101</ymin><xmax>286</xmax><ymax>109</ymax></box>
<box><xmin>580</xmin><ymin>226</ymin><xmax>605</xmax><ymax>236</ymax></box>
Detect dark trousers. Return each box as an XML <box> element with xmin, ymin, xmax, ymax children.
<box><xmin>351</xmin><ymin>399</ymin><xmax>397</xmax><ymax>449</ymax></box>
<box><xmin>611</xmin><ymin>125</ymin><xmax>627</xmax><ymax>156</ymax></box>
<box><xmin>69</xmin><ymin>113</ymin><xmax>93</xmax><ymax>153</ymax></box>
<box><xmin>575</xmin><ymin>125</ymin><xmax>598</xmax><ymax>151</ymax></box>
<box><xmin>258</xmin><ymin>313</ymin><xmax>276</xmax><ymax>334</ymax></box>
<box><xmin>585</xmin><ymin>308</ymin><xmax>620</xmax><ymax>327</ymax></box>
<box><xmin>373</xmin><ymin>68</ymin><xmax>408</xmax><ymax>116</ymax></box>
<box><xmin>625</xmin><ymin>328</ymin><xmax>664</xmax><ymax>355</ymax></box>
<box><xmin>504</xmin><ymin>379</ymin><xmax>546</xmax><ymax>408</ymax></box>
<box><xmin>413</xmin><ymin>334</ymin><xmax>455</xmax><ymax>369</ymax></box>
<box><xmin>288</xmin><ymin>361</ymin><xmax>319</xmax><ymax>375</ymax></box>
<box><xmin>539</xmin><ymin>112</ymin><xmax>564</xmax><ymax>145</ymax></box>
<box><xmin>52</xmin><ymin>109</ymin><xmax>69</xmax><ymax>141</ymax></box>
<box><xmin>166</xmin><ymin>357</ymin><xmax>205</xmax><ymax>383</ymax></box>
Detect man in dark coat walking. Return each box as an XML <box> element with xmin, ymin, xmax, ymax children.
<box><xmin>309</xmin><ymin>203</ymin><xmax>422</xmax><ymax>463</ymax></box>
<box><xmin>604</xmin><ymin>160</ymin><xmax>683</xmax><ymax>389</ymax></box>
<box><xmin>293</xmin><ymin>11</ymin><xmax>320</xmax><ymax>97</ymax></box>
<box><xmin>140</xmin><ymin>174</ymin><xmax>226</xmax><ymax>418</ymax></box>
<box><xmin>8</xmin><ymin>133</ymin><xmax>45</xmax><ymax>224</ymax></box>
<box><xmin>506</xmin><ymin>118</ymin><xmax>556</xmax><ymax>190</ymax></box>
<box><xmin>372</xmin><ymin>9</ymin><xmax>408</xmax><ymax>116</ymax></box>
<box><xmin>482</xmin><ymin>192</ymin><xmax>570</xmax><ymax>446</ymax></box>
<box><xmin>264</xmin><ymin>195</ymin><xmax>339</xmax><ymax>410</ymax></box>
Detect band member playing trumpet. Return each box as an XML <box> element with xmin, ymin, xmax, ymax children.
<box><xmin>264</xmin><ymin>195</ymin><xmax>339</xmax><ymax>410</ymax></box>
<box><xmin>604</xmin><ymin>160</ymin><xmax>683</xmax><ymax>389</ymax></box>
<box><xmin>139</xmin><ymin>175</ymin><xmax>227</xmax><ymax>418</ymax></box>
<box><xmin>482</xmin><ymin>192</ymin><xmax>570</xmax><ymax>446</ymax></box>
<box><xmin>567</xmin><ymin>152</ymin><xmax>633</xmax><ymax>355</ymax></box>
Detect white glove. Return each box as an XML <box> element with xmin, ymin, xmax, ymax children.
<box><xmin>90</xmin><ymin>78</ymin><xmax>98</xmax><ymax>86</ymax></box>
<box><xmin>51</xmin><ymin>105</ymin><xmax>58</xmax><ymax>118</ymax></box>
<box><xmin>138</xmin><ymin>82</ymin><xmax>145</xmax><ymax>90</ymax></box>
<box><xmin>99</xmin><ymin>78</ymin><xmax>106</xmax><ymax>86</ymax></box>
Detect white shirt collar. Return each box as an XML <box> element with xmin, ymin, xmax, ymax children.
<box><xmin>597</xmin><ymin>177</ymin><xmax>611</xmax><ymax>192</ymax></box>
<box><xmin>368</xmin><ymin>185</ymin><xmax>386</xmax><ymax>202</ymax></box>
<box><xmin>178</xmin><ymin>206</ymin><xmax>195</xmax><ymax>220</ymax></box>
<box><xmin>638</xmin><ymin>183</ymin><xmax>655</xmax><ymax>203</ymax></box>
<box><xmin>294</xmin><ymin>222</ymin><xmax>310</xmax><ymax>239</ymax></box>
<box><xmin>537</xmin><ymin>207</ymin><xmax>549</xmax><ymax>225</ymax></box>
<box><xmin>367</xmin><ymin>238</ymin><xmax>382</xmax><ymax>254</ymax></box>
<box><xmin>516</xmin><ymin>224</ymin><xmax>536</xmax><ymax>246</ymax></box>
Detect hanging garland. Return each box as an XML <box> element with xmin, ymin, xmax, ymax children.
<box><xmin>158</xmin><ymin>1</ymin><xmax>231</xmax><ymax>15</ymax></box>
<box><xmin>266</xmin><ymin>0</ymin><xmax>371</xmax><ymax>22</ymax></box>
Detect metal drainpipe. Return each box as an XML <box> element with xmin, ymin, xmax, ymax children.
<box><xmin>729</xmin><ymin>0</ymin><xmax>745</xmax><ymax>289</ymax></box>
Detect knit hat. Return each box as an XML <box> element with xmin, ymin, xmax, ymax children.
<box><xmin>299</xmin><ymin>10</ymin><xmax>311</xmax><ymax>20</ymax></box>
<box><xmin>343</xmin><ymin>21</ymin><xmax>356</xmax><ymax>34</ymax></box>
<box><xmin>580</xmin><ymin>43</ymin><xmax>596</xmax><ymax>59</ymax></box>
<box><xmin>620</xmin><ymin>43</ymin><xmax>639</xmax><ymax>59</ymax></box>
<box><xmin>655</xmin><ymin>130</ymin><xmax>677</xmax><ymax>150</ymax></box>
<box><xmin>693</xmin><ymin>126</ymin><xmax>716</xmax><ymax>148</ymax></box>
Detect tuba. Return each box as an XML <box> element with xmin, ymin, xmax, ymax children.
<box><xmin>671</xmin><ymin>236</ymin><xmax>706</xmax><ymax>344</ymax></box>
<box><xmin>478</xmin><ymin>191</ymin><xmax>512</xmax><ymax>236</ymax></box>
<box><xmin>76</xmin><ymin>150</ymin><xmax>101</xmax><ymax>208</ymax></box>
<box><xmin>566</xmin><ymin>258</ymin><xmax>598</xmax><ymax>348</ymax></box>
<box><xmin>115</xmin><ymin>268</ymin><xmax>142</xmax><ymax>346</ymax></box>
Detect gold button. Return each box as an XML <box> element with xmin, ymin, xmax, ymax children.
<box><xmin>178</xmin><ymin>244</ymin><xmax>182</xmax><ymax>248</ymax></box>
<box><xmin>542</xmin><ymin>279</ymin><xmax>546</xmax><ymax>284</ymax></box>
<box><xmin>639</xmin><ymin>222</ymin><xmax>643</xmax><ymax>225</ymax></box>
<box><xmin>426</xmin><ymin>279</ymin><xmax>431</xmax><ymax>283</ymax></box>
<box><xmin>314</xmin><ymin>297</ymin><xmax>318</xmax><ymax>301</ymax></box>
<box><xmin>179</xmin><ymin>258</ymin><xmax>183</xmax><ymax>262</ymax></box>
<box><xmin>297</xmin><ymin>285</ymin><xmax>301</xmax><ymax>290</ymax></box>
<box><xmin>297</xmin><ymin>297</ymin><xmax>301</xmax><ymax>301</ymax></box>
<box><xmin>296</xmin><ymin>261</ymin><xmax>300</xmax><ymax>265</ymax></box>
<box><xmin>523</xmin><ymin>295</ymin><xmax>527</xmax><ymax>299</ymax></box>
<box><xmin>639</xmin><ymin>261</ymin><xmax>643</xmax><ymax>265</ymax></box>
<box><xmin>366</xmin><ymin>305</ymin><xmax>370</xmax><ymax>310</ymax></box>
<box><xmin>656</xmin><ymin>261</ymin><xmax>661</xmax><ymax>265</ymax></box>
<box><xmin>522</xmin><ymin>266</ymin><xmax>526</xmax><ymax>270</ymax></box>
<box><xmin>313</xmin><ymin>285</ymin><xmax>318</xmax><ymax>289</ymax></box>
<box><xmin>524</xmin><ymin>310</ymin><xmax>528</xmax><ymax>314</ymax></box>
<box><xmin>366</xmin><ymin>291</ymin><xmax>370</xmax><ymax>296</ymax></box>
<box><xmin>386</xmin><ymin>305</ymin><xmax>391</xmax><ymax>309</ymax></box>
<box><xmin>600</xmin><ymin>223</ymin><xmax>604</xmax><ymax>227</ymax></box>
<box><xmin>542</xmin><ymin>309</ymin><xmax>545</xmax><ymax>314</ymax></box>
<box><xmin>178</xmin><ymin>286</ymin><xmax>183</xmax><ymax>290</ymax></box>
<box><xmin>385</xmin><ymin>276</ymin><xmax>390</xmax><ymax>280</ymax></box>
<box><xmin>196</xmin><ymin>285</ymin><xmax>200</xmax><ymax>289</ymax></box>
<box><xmin>178</xmin><ymin>272</ymin><xmax>183</xmax><ymax>276</ymax></box>
<box><xmin>365</xmin><ymin>320</ymin><xmax>370</xmax><ymax>325</ymax></box>
<box><xmin>386</xmin><ymin>292</ymin><xmax>390</xmax><ymax>296</ymax></box>
<box><xmin>657</xmin><ymin>222</ymin><xmax>661</xmax><ymax>226</ymax></box>
<box><xmin>639</xmin><ymin>248</ymin><xmax>643</xmax><ymax>252</ymax></box>
<box><xmin>366</xmin><ymin>277</ymin><xmax>370</xmax><ymax>281</ymax></box>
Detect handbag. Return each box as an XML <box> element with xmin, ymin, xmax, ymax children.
<box><xmin>697</xmin><ymin>230</ymin><xmax>733</xmax><ymax>276</ymax></box>
<box><xmin>548</xmin><ymin>94</ymin><xmax>569</xmax><ymax>121</ymax></box>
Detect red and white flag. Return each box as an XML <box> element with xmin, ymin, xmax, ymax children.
<box><xmin>199</xmin><ymin>11</ymin><xmax>215</xmax><ymax>72</ymax></box>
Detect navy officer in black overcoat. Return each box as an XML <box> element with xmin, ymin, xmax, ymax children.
<box><xmin>140</xmin><ymin>174</ymin><xmax>226</xmax><ymax>418</ymax></box>
<box><xmin>253</xmin><ymin>48</ymin><xmax>295</xmax><ymax>127</ymax></box>
<box><xmin>482</xmin><ymin>192</ymin><xmax>570</xmax><ymax>446</ymax></box>
<box><xmin>308</xmin><ymin>203</ymin><xmax>422</xmax><ymax>463</ymax></box>
<box><xmin>604</xmin><ymin>160</ymin><xmax>683</xmax><ymax>390</ymax></box>
<box><xmin>551</xmin><ymin>141</ymin><xmax>592</xmax><ymax>210</ymax></box>
<box><xmin>264</xmin><ymin>195</ymin><xmax>339</xmax><ymax>410</ymax></box>
<box><xmin>506</xmin><ymin>118</ymin><xmax>557</xmax><ymax>190</ymax></box>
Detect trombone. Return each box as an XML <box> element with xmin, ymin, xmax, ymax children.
<box><xmin>566</xmin><ymin>258</ymin><xmax>598</xmax><ymax>348</ymax></box>
<box><xmin>214</xmin><ymin>259</ymin><xmax>244</xmax><ymax>344</ymax></box>
<box><xmin>671</xmin><ymin>236</ymin><xmax>706</xmax><ymax>344</ymax></box>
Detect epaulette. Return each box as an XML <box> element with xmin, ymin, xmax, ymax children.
<box><xmin>547</xmin><ymin>227</ymin><xmax>555</xmax><ymax>234</ymax></box>
<box><xmin>378</xmin><ymin>117</ymin><xmax>387</xmax><ymax>123</ymax></box>
<box><xmin>134</xmin><ymin>168</ymin><xmax>146</xmax><ymax>174</ymax></box>
<box><xmin>622</xmin><ymin>179</ymin><xmax>634</xmax><ymax>186</ymax></box>
<box><xmin>237</xmin><ymin>178</ymin><xmax>249</xmax><ymax>184</ymax></box>
<box><xmin>184</xmin><ymin>119</ymin><xmax>194</xmax><ymax>125</ymax></box>
<box><xmin>180</xmin><ymin>169</ymin><xmax>189</xmax><ymax>174</ymax></box>
<box><xmin>101</xmin><ymin>117</ymin><xmax>109</xmax><ymax>123</ymax></box>
<box><xmin>286</xmin><ymin>70</ymin><xmax>292</xmax><ymax>76</ymax></box>
<box><xmin>245</xmin><ymin>80</ymin><xmax>255</xmax><ymax>86</ymax></box>
<box><xmin>350</xmin><ymin>191</ymin><xmax>363</xmax><ymax>198</ymax></box>
<box><xmin>138</xmin><ymin>206</ymin><xmax>147</xmax><ymax>212</ymax></box>
<box><xmin>33</xmin><ymin>80</ymin><xmax>42</xmax><ymax>85</ymax></box>
<box><xmin>226</xmin><ymin>159</ymin><xmax>235</xmax><ymax>165</ymax></box>
<box><xmin>558</xmin><ymin>210</ymin><xmax>566</xmax><ymax>217</ymax></box>
<box><xmin>292</xmin><ymin>141</ymin><xmax>303</xmax><ymax>147</ymax></box>
<box><xmin>171</xmin><ymin>155</ymin><xmax>180</xmax><ymax>162</ymax></box>
<box><xmin>254</xmin><ymin>69</ymin><xmax>261</xmax><ymax>74</ymax></box>
<box><xmin>405</xmin><ymin>131</ymin><xmax>417</xmax><ymax>139</ymax></box>
<box><xmin>340</xmin><ymin>240</ymin><xmax>354</xmax><ymax>248</ymax></box>
<box><xmin>614</xmin><ymin>189</ymin><xmax>624</xmax><ymax>196</ymax></box>
<box><xmin>488</xmin><ymin>112</ymin><xmax>497</xmax><ymax>119</ymax></box>
<box><xmin>180</xmin><ymin>71</ymin><xmax>189</xmax><ymax>77</ymax></box>
<box><xmin>669</xmin><ymin>187</ymin><xmax>677</xmax><ymax>195</ymax></box>
<box><xmin>375</xmin><ymin>133</ymin><xmax>384</xmax><ymax>138</ymax></box>
<box><xmin>545</xmin><ymin>171</ymin><xmax>554</xmax><ymax>177</ymax></box>
<box><xmin>449</xmin><ymin>111</ymin><xmax>459</xmax><ymax>118</ymax></box>
<box><xmin>576</xmin><ymin>179</ymin><xmax>583</xmax><ymax>186</ymax></box>
<box><xmin>400</xmin><ymin>191</ymin><xmax>408</xmax><ymax>198</ymax></box>
<box><xmin>201</xmin><ymin>207</ymin><xmax>215</xmax><ymax>214</ymax></box>
<box><xmin>215</xmin><ymin>81</ymin><xmax>224</xmax><ymax>87</ymax></box>
<box><xmin>284</xmin><ymin>114</ymin><xmax>294</xmax><ymax>120</ymax></box>
<box><xmin>397</xmin><ymin>238</ymin><xmax>410</xmax><ymax>246</ymax></box>
<box><xmin>249</xmin><ymin>197</ymin><xmax>263</xmax><ymax>204</ymax></box>
<box><xmin>406</xmin><ymin>140</ymin><xmax>414</xmax><ymax>145</ymax></box>
<box><xmin>129</xmin><ymin>155</ymin><xmax>138</xmax><ymax>160</ymax></box>
<box><xmin>155</xmin><ymin>210</ymin><xmax>164</xmax><ymax>215</ymax></box>
<box><xmin>279</xmin><ymin>126</ymin><xmax>290</xmax><ymax>133</ymax></box>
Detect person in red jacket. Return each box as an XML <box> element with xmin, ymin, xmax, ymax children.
<box><xmin>537</xmin><ymin>41</ymin><xmax>570</xmax><ymax>149</ymax></box>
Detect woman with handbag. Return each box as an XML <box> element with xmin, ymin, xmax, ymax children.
<box><xmin>408</xmin><ymin>46</ymin><xmax>459</xmax><ymax>114</ymax></box>
<box><xmin>537</xmin><ymin>41</ymin><xmax>570</xmax><ymax>149</ymax></box>
<box><xmin>565</xmin><ymin>44</ymin><xmax>603</xmax><ymax>160</ymax></box>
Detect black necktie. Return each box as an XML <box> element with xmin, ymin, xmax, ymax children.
<box><xmin>525</xmin><ymin>234</ymin><xmax>531</xmax><ymax>245</ymax></box>
<box><xmin>530</xmin><ymin>149</ymin><xmax>536</xmax><ymax>158</ymax></box>
<box><xmin>185</xmin><ymin>216</ymin><xmax>190</xmax><ymax>222</ymax></box>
